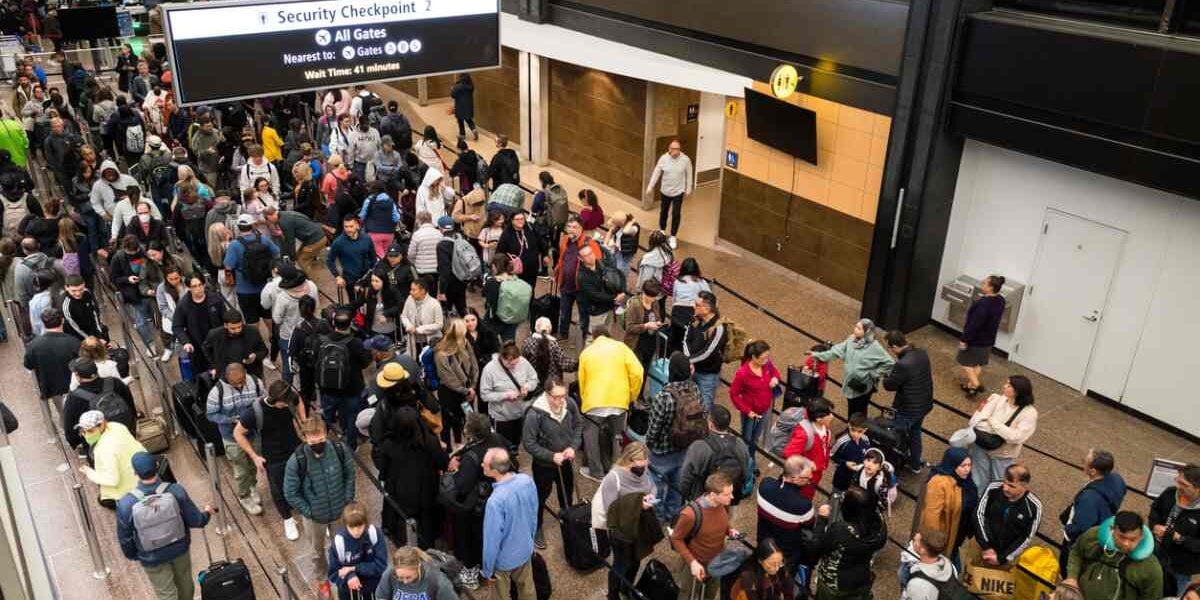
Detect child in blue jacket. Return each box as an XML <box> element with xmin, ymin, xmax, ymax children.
<box><xmin>830</xmin><ymin>413</ymin><xmax>873</xmax><ymax>492</ymax></box>
<box><xmin>326</xmin><ymin>501</ymin><xmax>389</xmax><ymax>599</ymax></box>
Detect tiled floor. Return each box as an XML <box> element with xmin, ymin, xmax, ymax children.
<box><xmin>4</xmin><ymin>87</ymin><xmax>1197</xmax><ymax>600</ymax></box>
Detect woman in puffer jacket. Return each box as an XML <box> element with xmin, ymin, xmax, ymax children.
<box><xmin>810</xmin><ymin>318</ymin><xmax>895</xmax><ymax>418</ymax></box>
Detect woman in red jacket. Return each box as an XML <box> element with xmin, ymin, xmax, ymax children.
<box><xmin>730</xmin><ymin>340</ymin><xmax>782</xmax><ymax>485</ymax></box>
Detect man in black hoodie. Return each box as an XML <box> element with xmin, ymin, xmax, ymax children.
<box><xmin>202</xmin><ymin>309</ymin><xmax>267</xmax><ymax>379</ymax></box>
<box><xmin>173</xmin><ymin>274</ymin><xmax>226</xmax><ymax>376</ymax></box>
<box><xmin>61</xmin><ymin>276</ymin><xmax>108</xmax><ymax>341</ymax></box>
<box><xmin>487</xmin><ymin>135</ymin><xmax>520</xmax><ymax>190</ymax></box>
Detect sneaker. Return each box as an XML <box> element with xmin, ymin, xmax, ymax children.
<box><xmin>668</xmin><ymin>236</ymin><xmax>678</xmax><ymax>249</ymax></box>
<box><xmin>263</xmin><ymin>358</ymin><xmax>277</xmax><ymax>371</ymax></box>
<box><xmin>908</xmin><ymin>461</ymin><xmax>928</xmax><ymax>475</ymax></box>
<box><xmin>579</xmin><ymin>467</ymin><xmax>600</xmax><ymax>482</ymax></box>
<box><xmin>283</xmin><ymin>517</ymin><xmax>300</xmax><ymax>541</ymax></box>
<box><xmin>239</xmin><ymin>495</ymin><xmax>263</xmax><ymax>515</ymax></box>
<box><xmin>159</xmin><ymin>348</ymin><xmax>173</xmax><ymax>362</ymax></box>
<box><xmin>460</xmin><ymin>566</ymin><xmax>481</xmax><ymax>590</ymax></box>
<box><xmin>249</xmin><ymin>488</ymin><xmax>262</xmax><ymax>505</ymax></box>
<box><xmin>534</xmin><ymin>528</ymin><xmax>547</xmax><ymax>550</ymax></box>
<box><xmin>318</xmin><ymin>581</ymin><xmax>332</xmax><ymax>599</ymax></box>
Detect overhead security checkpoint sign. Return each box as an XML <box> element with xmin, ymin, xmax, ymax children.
<box><xmin>163</xmin><ymin>0</ymin><xmax>500</xmax><ymax>105</ymax></box>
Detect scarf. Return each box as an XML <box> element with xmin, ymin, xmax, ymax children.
<box><xmin>931</xmin><ymin>447</ymin><xmax>979</xmax><ymax>514</ymax></box>
<box><xmin>851</xmin><ymin>318</ymin><xmax>877</xmax><ymax>349</ymax></box>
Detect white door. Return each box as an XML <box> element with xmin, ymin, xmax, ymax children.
<box><xmin>1012</xmin><ymin>210</ymin><xmax>1126</xmax><ymax>389</ymax></box>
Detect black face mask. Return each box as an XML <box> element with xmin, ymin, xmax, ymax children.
<box><xmin>630</xmin><ymin>466</ymin><xmax>646</xmax><ymax>477</ymax></box>
<box><xmin>309</xmin><ymin>441</ymin><xmax>327</xmax><ymax>454</ymax></box>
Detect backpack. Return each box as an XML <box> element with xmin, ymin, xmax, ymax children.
<box><xmin>768</xmin><ymin>407</ymin><xmax>814</xmax><ymax>456</ymax></box>
<box><xmin>178</xmin><ymin>194</ymin><xmax>208</xmax><ymax>222</ymax></box>
<box><xmin>703</xmin><ymin>435</ymin><xmax>746</xmax><ymax>500</ymax></box>
<box><xmin>361</xmin><ymin>93</ymin><xmax>383</xmax><ymax>116</ymax></box>
<box><xmin>150</xmin><ymin>161</ymin><xmax>177</xmax><ymax>204</ymax></box>
<box><xmin>544</xmin><ymin>183</ymin><xmax>569</xmax><ymax>228</ymax></box>
<box><xmin>659</xmin><ymin>259</ymin><xmax>680</xmax><ymax>296</ymax></box>
<box><xmin>909</xmin><ymin>570</ymin><xmax>974</xmax><ymax>600</ymax></box>
<box><xmin>129</xmin><ymin>483</ymin><xmax>187</xmax><ymax>552</ymax></box>
<box><xmin>336</xmin><ymin>173</ymin><xmax>368</xmax><ymax>206</ymax></box>
<box><xmin>125</xmin><ymin>123</ymin><xmax>145</xmax><ymax>153</ymax></box>
<box><xmin>720</xmin><ymin>319</ymin><xmax>749</xmax><ymax>364</ymax></box>
<box><xmin>419</xmin><ymin>345</ymin><xmax>440</xmax><ymax>391</ymax></box>
<box><xmin>77</xmin><ymin>378</ymin><xmax>132</xmax><ymax>427</ymax></box>
<box><xmin>333</xmin><ymin>525</ymin><xmax>379</xmax><ymax>564</ymax></box>
<box><xmin>669</xmin><ymin>386</ymin><xmax>707</xmax><ymax>450</ymax></box>
<box><xmin>450</xmin><ymin>234</ymin><xmax>482</xmax><ymax>281</ymax></box>
<box><xmin>474</xmin><ymin>154</ymin><xmax>489</xmax><ymax>189</ymax></box>
<box><xmin>235</xmin><ymin>233</ymin><xmax>274</xmax><ymax>286</ymax></box>
<box><xmin>496</xmin><ymin>277</ymin><xmax>532</xmax><ymax>324</ymax></box>
<box><xmin>315</xmin><ymin>334</ymin><xmax>351</xmax><ymax>389</ymax></box>
<box><xmin>426</xmin><ymin>548</ymin><xmax>466</xmax><ymax>594</ymax></box>
<box><xmin>373</xmin><ymin>154</ymin><xmax>401</xmax><ymax>182</ymax></box>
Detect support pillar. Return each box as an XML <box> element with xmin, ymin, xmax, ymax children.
<box><xmin>640</xmin><ymin>82</ymin><xmax>659</xmax><ymax>211</ymax></box>
<box><xmin>518</xmin><ymin>52</ymin><xmax>550</xmax><ymax>165</ymax></box>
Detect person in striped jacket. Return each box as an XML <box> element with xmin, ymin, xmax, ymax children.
<box><xmin>757</xmin><ymin>455</ymin><xmax>816</xmax><ymax>569</ymax></box>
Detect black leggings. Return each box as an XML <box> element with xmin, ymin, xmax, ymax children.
<box><xmin>496</xmin><ymin>417</ymin><xmax>524</xmax><ymax>454</ymax></box>
<box><xmin>532</xmin><ymin>461</ymin><xmax>573</xmax><ymax>532</ymax></box>
<box><xmin>847</xmin><ymin>392</ymin><xmax>874</xmax><ymax>418</ymax></box>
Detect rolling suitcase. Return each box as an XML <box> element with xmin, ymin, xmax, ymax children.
<box><xmin>109</xmin><ymin>346</ymin><xmax>131</xmax><ymax>379</ymax></box>
<box><xmin>530</xmin><ymin>277</ymin><xmax>561</xmax><ymax>334</ymax></box>
<box><xmin>557</xmin><ymin>467</ymin><xmax>609</xmax><ymax>572</ymax></box>
<box><xmin>197</xmin><ymin>463</ymin><xmax>254</xmax><ymax>599</ymax></box>
<box><xmin>636</xmin><ymin>558</ymin><xmax>681</xmax><ymax>600</ymax></box>
<box><xmin>171</xmin><ymin>380</ymin><xmax>225</xmax><ymax>457</ymax></box>
<box><xmin>136</xmin><ymin>416</ymin><xmax>169</xmax><ymax>453</ymax></box>
<box><xmin>864</xmin><ymin>407</ymin><xmax>909</xmax><ymax>470</ymax></box>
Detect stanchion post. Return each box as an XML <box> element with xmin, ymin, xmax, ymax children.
<box><xmin>70</xmin><ymin>483</ymin><xmax>110</xmax><ymax>580</ymax></box>
<box><xmin>204</xmin><ymin>442</ymin><xmax>230</xmax><ymax>550</ymax></box>
<box><xmin>278</xmin><ymin>567</ymin><xmax>293</xmax><ymax>600</ymax></box>
<box><xmin>37</xmin><ymin>395</ymin><xmax>58</xmax><ymax>445</ymax></box>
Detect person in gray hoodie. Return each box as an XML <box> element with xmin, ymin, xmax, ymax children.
<box><xmin>373</xmin><ymin>546</ymin><xmax>457</xmax><ymax>600</ymax></box>
<box><xmin>480</xmin><ymin>341</ymin><xmax>540</xmax><ymax>453</ymax></box>
<box><xmin>900</xmin><ymin>530</ymin><xmax>957</xmax><ymax>600</ymax></box>
<box><xmin>89</xmin><ymin>160</ymin><xmax>140</xmax><ymax>221</ymax></box>
<box><xmin>522</xmin><ymin>377</ymin><xmax>583</xmax><ymax>549</ymax></box>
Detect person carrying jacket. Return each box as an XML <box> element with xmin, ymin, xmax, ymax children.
<box><xmin>522</xmin><ymin>378</ymin><xmax>583</xmax><ymax>548</ymax></box>
<box><xmin>1149</xmin><ymin>464</ymin><xmax>1200</xmax><ymax>595</ymax></box>
<box><xmin>679</xmin><ymin>405</ymin><xmax>751</xmax><ymax>504</ymax></box>
<box><xmin>284</xmin><ymin>415</ymin><xmax>357</xmax><ymax>598</ymax></box>
<box><xmin>1065</xmin><ymin>512</ymin><xmax>1163</xmax><ymax>600</ymax></box>
<box><xmin>117</xmin><ymin>452</ymin><xmax>215</xmax><ymax>600</ymax></box>
<box><xmin>975</xmin><ymin>463</ymin><xmax>1043</xmax><ymax>566</ymax></box>
<box><xmin>1060</xmin><ymin>449</ymin><xmax>1127</xmax><ymax>576</ymax></box>
<box><xmin>882</xmin><ymin>330</ymin><xmax>933</xmax><ymax>472</ymax></box>
<box><xmin>578</xmin><ymin>328</ymin><xmax>644</xmax><ymax>478</ymax></box>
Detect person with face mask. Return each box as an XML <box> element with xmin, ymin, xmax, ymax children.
<box><xmin>592</xmin><ymin>442</ymin><xmax>658</xmax><ymax>600</ymax></box>
<box><xmin>76</xmin><ymin>409</ymin><xmax>147</xmax><ymax>509</ymax></box>
<box><xmin>284</xmin><ymin>415</ymin><xmax>356</xmax><ymax>599</ymax></box>
<box><xmin>109</xmin><ymin>234</ymin><xmax>158</xmax><ymax>349</ymax></box>
<box><xmin>1064</xmin><ymin>511</ymin><xmax>1163</xmax><ymax>600</ymax></box>
<box><xmin>201</xmin><ymin>308</ymin><xmax>268</xmax><ymax>379</ymax></box>
<box><xmin>115</xmin><ymin>198</ymin><xmax>167</xmax><ymax>247</ymax></box>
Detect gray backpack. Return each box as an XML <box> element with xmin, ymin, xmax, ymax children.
<box><xmin>130</xmin><ymin>483</ymin><xmax>186</xmax><ymax>552</ymax></box>
<box><xmin>450</xmin><ymin>234</ymin><xmax>482</xmax><ymax>281</ymax></box>
<box><xmin>767</xmin><ymin>407</ymin><xmax>814</xmax><ymax>456</ymax></box>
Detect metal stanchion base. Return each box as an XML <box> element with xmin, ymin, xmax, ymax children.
<box><xmin>92</xmin><ymin>567</ymin><xmax>110</xmax><ymax>581</ymax></box>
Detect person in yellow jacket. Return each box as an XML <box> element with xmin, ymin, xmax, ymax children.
<box><xmin>577</xmin><ymin>326</ymin><xmax>644</xmax><ymax>480</ymax></box>
<box><xmin>76</xmin><ymin>410</ymin><xmax>147</xmax><ymax>509</ymax></box>
<box><xmin>261</xmin><ymin>117</ymin><xmax>284</xmax><ymax>164</ymax></box>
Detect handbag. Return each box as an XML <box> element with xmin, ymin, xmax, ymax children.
<box><xmin>974</xmin><ymin>404</ymin><xmax>1024</xmax><ymax>451</ymax></box>
<box><xmin>787</xmin><ymin>364</ymin><xmax>819</xmax><ymax>397</ymax></box>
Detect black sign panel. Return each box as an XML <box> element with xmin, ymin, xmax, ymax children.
<box><xmin>163</xmin><ymin>0</ymin><xmax>500</xmax><ymax>105</ymax></box>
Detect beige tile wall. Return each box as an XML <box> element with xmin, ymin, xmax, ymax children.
<box><xmin>724</xmin><ymin>81</ymin><xmax>891</xmax><ymax>224</ymax></box>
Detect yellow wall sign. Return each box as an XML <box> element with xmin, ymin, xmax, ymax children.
<box><xmin>725</xmin><ymin>100</ymin><xmax>738</xmax><ymax>119</ymax></box>
<box><xmin>770</xmin><ymin>64</ymin><xmax>801</xmax><ymax>99</ymax></box>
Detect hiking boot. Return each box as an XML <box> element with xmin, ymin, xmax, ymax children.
<box><xmin>283</xmin><ymin>517</ymin><xmax>300</xmax><ymax>541</ymax></box>
<box><xmin>239</xmin><ymin>494</ymin><xmax>263</xmax><ymax>515</ymax></box>
<box><xmin>534</xmin><ymin>528</ymin><xmax>547</xmax><ymax>550</ymax></box>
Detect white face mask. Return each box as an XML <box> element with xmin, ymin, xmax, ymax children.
<box><xmin>138</xmin><ymin>214</ymin><xmax>151</xmax><ymax>223</ymax></box>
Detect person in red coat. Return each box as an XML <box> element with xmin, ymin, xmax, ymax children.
<box><xmin>729</xmin><ymin>340</ymin><xmax>782</xmax><ymax>481</ymax></box>
<box><xmin>783</xmin><ymin>398</ymin><xmax>835</xmax><ymax>499</ymax></box>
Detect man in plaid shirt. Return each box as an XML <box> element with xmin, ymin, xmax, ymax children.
<box><xmin>645</xmin><ymin>351</ymin><xmax>702</xmax><ymax>523</ymax></box>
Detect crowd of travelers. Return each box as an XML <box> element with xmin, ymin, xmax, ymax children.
<box><xmin>3</xmin><ymin>36</ymin><xmax>1198</xmax><ymax>600</ymax></box>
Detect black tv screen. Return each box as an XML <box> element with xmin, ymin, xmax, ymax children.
<box><xmin>59</xmin><ymin>7</ymin><xmax>120</xmax><ymax>42</ymax></box>
<box><xmin>744</xmin><ymin>88</ymin><xmax>818</xmax><ymax>165</ymax></box>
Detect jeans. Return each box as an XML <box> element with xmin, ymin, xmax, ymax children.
<box><xmin>320</xmin><ymin>392</ymin><xmax>362</xmax><ymax>450</ymax></box>
<box><xmin>352</xmin><ymin>161</ymin><xmax>367</xmax><ymax>181</ymax></box>
<box><xmin>583</xmin><ymin>411</ymin><xmax>626</xmax><ymax>474</ymax></box>
<box><xmin>126</xmin><ymin>298</ymin><xmax>156</xmax><ymax>349</ymax></box>
<box><xmin>494</xmin><ymin>320</ymin><xmax>519</xmax><ymax>343</ymax></box>
<box><xmin>740</xmin><ymin>413</ymin><xmax>766</xmax><ymax>485</ymax></box>
<box><xmin>891</xmin><ymin>410</ymin><xmax>928</xmax><ymax>468</ymax></box>
<box><xmin>558</xmin><ymin>290</ymin><xmax>589</xmax><ymax>342</ymax></box>
<box><xmin>279</xmin><ymin>338</ymin><xmax>293</xmax><ymax>384</ymax></box>
<box><xmin>532</xmin><ymin>461</ymin><xmax>574</xmax><ymax>532</ymax></box>
<box><xmin>609</xmin><ymin>540</ymin><xmax>639</xmax><ymax>600</ymax></box>
<box><xmin>693</xmin><ymin>372</ymin><xmax>720</xmax><ymax>413</ymax></box>
<box><xmin>649</xmin><ymin>450</ymin><xmax>685</xmax><ymax>524</ymax></box>
<box><xmin>968</xmin><ymin>443</ymin><xmax>1014</xmax><ymax>491</ymax></box>
<box><xmin>658</xmin><ymin>192</ymin><xmax>684</xmax><ymax>236</ymax></box>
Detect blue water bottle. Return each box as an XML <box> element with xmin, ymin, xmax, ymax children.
<box><xmin>179</xmin><ymin>350</ymin><xmax>193</xmax><ymax>382</ymax></box>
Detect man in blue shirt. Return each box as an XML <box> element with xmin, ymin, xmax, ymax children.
<box><xmin>117</xmin><ymin>452</ymin><xmax>214</xmax><ymax>600</ymax></box>
<box><xmin>223</xmin><ymin>213</ymin><xmax>280</xmax><ymax>326</ymax></box>
<box><xmin>326</xmin><ymin>213</ymin><xmax>376</xmax><ymax>303</ymax></box>
<box><xmin>482</xmin><ymin>447</ymin><xmax>539</xmax><ymax>600</ymax></box>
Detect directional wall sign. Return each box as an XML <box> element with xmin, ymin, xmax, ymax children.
<box><xmin>163</xmin><ymin>0</ymin><xmax>500</xmax><ymax>105</ymax></box>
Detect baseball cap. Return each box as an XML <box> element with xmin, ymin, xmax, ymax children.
<box><xmin>76</xmin><ymin>410</ymin><xmax>106</xmax><ymax>431</ymax></box>
<box><xmin>376</xmin><ymin>363</ymin><xmax>409</xmax><ymax>389</ymax></box>
<box><xmin>366</xmin><ymin>335</ymin><xmax>393</xmax><ymax>352</ymax></box>
<box><xmin>131</xmin><ymin>452</ymin><xmax>159</xmax><ymax>478</ymax></box>
<box><xmin>70</xmin><ymin>357</ymin><xmax>98</xmax><ymax>378</ymax></box>
<box><xmin>436</xmin><ymin>215</ymin><xmax>455</xmax><ymax>230</ymax></box>
<box><xmin>386</xmin><ymin>244</ymin><xmax>404</xmax><ymax>257</ymax></box>
<box><xmin>146</xmin><ymin>135</ymin><xmax>163</xmax><ymax>149</ymax></box>
<box><xmin>236</xmin><ymin>213</ymin><xmax>256</xmax><ymax>228</ymax></box>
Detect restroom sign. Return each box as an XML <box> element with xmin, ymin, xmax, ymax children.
<box><xmin>725</xmin><ymin>150</ymin><xmax>739</xmax><ymax>169</ymax></box>
<box><xmin>770</xmin><ymin>64</ymin><xmax>800</xmax><ymax>99</ymax></box>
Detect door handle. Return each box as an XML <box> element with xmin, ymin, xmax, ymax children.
<box><xmin>1083</xmin><ymin>313</ymin><xmax>1099</xmax><ymax>323</ymax></box>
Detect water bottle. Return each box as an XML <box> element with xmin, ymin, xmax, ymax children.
<box><xmin>179</xmin><ymin>350</ymin><xmax>193</xmax><ymax>382</ymax></box>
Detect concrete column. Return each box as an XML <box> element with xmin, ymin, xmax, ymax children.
<box><xmin>640</xmin><ymin>82</ymin><xmax>658</xmax><ymax>211</ymax></box>
<box><xmin>694</xmin><ymin>92</ymin><xmax>727</xmax><ymax>185</ymax></box>
<box><xmin>518</xmin><ymin>51</ymin><xmax>532</xmax><ymax>161</ymax></box>
<box><xmin>417</xmin><ymin>77</ymin><xmax>429</xmax><ymax>106</ymax></box>
<box><xmin>529</xmin><ymin>54</ymin><xmax>550</xmax><ymax>166</ymax></box>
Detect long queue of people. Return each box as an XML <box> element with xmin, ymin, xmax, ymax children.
<box><xmin>4</xmin><ymin>52</ymin><xmax>1198</xmax><ymax>600</ymax></box>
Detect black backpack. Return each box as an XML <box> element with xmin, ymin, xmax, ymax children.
<box><xmin>909</xmin><ymin>570</ymin><xmax>975</xmax><ymax>600</ymax></box>
<box><xmin>76</xmin><ymin>379</ymin><xmax>131</xmax><ymax>427</ymax></box>
<box><xmin>315</xmin><ymin>334</ymin><xmax>351</xmax><ymax>389</ymax></box>
<box><xmin>336</xmin><ymin>174</ymin><xmax>367</xmax><ymax>207</ymax></box>
<box><xmin>236</xmin><ymin>233</ymin><xmax>274</xmax><ymax>285</ymax></box>
<box><xmin>703</xmin><ymin>435</ymin><xmax>746</xmax><ymax>501</ymax></box>
<box><xmin>149</xmin><ymin>160</ymin><xmax>176</xmax><ymax>203</ymax></box>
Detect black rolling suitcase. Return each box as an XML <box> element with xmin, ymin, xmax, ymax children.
<box><xmin>109</xmin><ymin>346</ymin><xmax>131</xmax><ymax>379</ymax></box>
<box><xmin>171</xmin><ymin>380</ymin><xmax>225</xmax><ymax>457</ymax></box>
<box><xmin>557</xmin><ymin>466</ymin><xmax>609</xmax><ymax>571</ymax></box>
<box><xmin>197</xmin><ymin>465</ymin><xmax>254</xmax><ymax>599</ymax></box>
<box><xmin>530</xmin><ymin>277</ymin><xmax>561</xmax><ymax>334</ymax></box>
<box><xmin>636</xmin><ymin>558</ymin><xmax>680</xmax><ymax>600</ymax></box>
<box><xmin>864</xmin><ymin>407</ymin><xmax>909</xmax><ymax>470</ymax></box>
